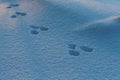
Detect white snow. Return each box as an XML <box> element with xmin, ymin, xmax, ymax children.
<box><xmin>0</xmin><ymin>0</ymin><xmax>120</xmax><ymax>80</ymax></box>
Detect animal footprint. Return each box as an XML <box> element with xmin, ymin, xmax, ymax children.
<box><xmin>30</xmin><ymin>30</ymin><xmax>39</xmax><ymax>35</ymax></box>
<box><xmin>10</xmin><ymin>4</ymin><xmax>19</xmax><ymax>7</ymax></box>
<box><xmin>29</xmin><ymin>25</ymin><xmax>40</xmax><ymax>35</ymax></box>
<box><xmin>7</xmin><ymin>4</ymin><xmax>19</xmax><ymax>9</ymax></box>
<box><xmin>29</xmin><ymin>25</ymin><xmax>49</xmax><ymax>35</ymax></box>
<box><xmin>68</xmin><ymin>44</ymin><xmax>76</xmax><ymax>50</ymax></box>
<box><xmin>69</xmin><ymin>50</ymin><xmax>80</xmax><ymax>56</ymax></box>
<box><xmin>16</xmin><ymin>12</ymin><xmax>27</xmax><ymax>16</ymax></box>
<box><xmin>30</xmin><ymin>25</ymin><xmax>49</xmax><ymax>31</ymax></box>
<box><xmin>67</xmin><ymin>44</ymin><xmax>79</xmax><ymax>56</ymax></box>
<box><xmin>40</xmin><ymin>26</ymin><xmax>49</xmax><ymax>31</ymax></box>
<box><xmin>11</xmin><ymin>15</ymin><xmax>17</xmax><ymax>18</ymax></box>
<box><xmin>30</xmin><ymin>25</ymin><xmax>40</xmax><ymax>29</ymax></box>
<box><xmin>80</xmin><ymin>46</ymin><xmax>93</xmax><ymax>52</ymax></box>
<box><xmin>67</xmin><ymin>44</ymin><xmax>94</xmax><ymax>56</ymax></box>
<box><xmin>6</xmin><ymin>6</ymin><xmax>12</xmax><ymax>9</ymax></box>
<box><xmin>10</xmin><ymin>12</ymin><xmax>27</xmax><ymax>18</ymax></box>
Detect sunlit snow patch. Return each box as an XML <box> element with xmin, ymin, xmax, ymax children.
<box><xmin>0</xmin><ymin>3</ymin><xmax>8</xmax><ymax>16</ymax></box>
<box><xmin>75</xmin><ymin>16</ymin><xmax>120</xmax><ymax>35</ymax></box>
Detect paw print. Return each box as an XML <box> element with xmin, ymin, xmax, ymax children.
<box><xmin>29</xmin><ymin>25</ymin><xmax>49</xmax><ymax>35</ymax></box>
<box><xmin>7</xmin><ymin>4</ymin><xmax>19</xmax><ymax>9</ymax></box>
<box><xmin>67</xmin><ymin>44</ymin><xmax>79</xmax><ymax>56</ymax></box>
<box><xmin>67</xmin><ymin>44</ymin><xmax>94</xmax><ymax>56</ymax></box>
<box><xmin>80</xmin><ymin>46</ymin><xmax>93</xmax><ymax>52</ymax></box>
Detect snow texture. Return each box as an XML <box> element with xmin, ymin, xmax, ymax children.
<box><xmin>0</xmin><ymin>0</ymin><xmax>120</xmax><ymax>80</ymax></box>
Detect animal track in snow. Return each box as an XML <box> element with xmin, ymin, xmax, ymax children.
<box><xmin>67</xmin><ymin>44</ymin><xmax>94</xmax><ymax>56</ymax></box>
<box><xmin>30</xmin><ymin>30</ymin><xmax>39</xmax><ymax>35</ymax></box>
<box><xmin>69</xmin><ymin>50</ymin><xmax>80</xmax><ymax>56</ymax></box>
<box><xmin>30</xmin><ymin>25</ymin><xmax>49</xmax><ymax>31</ymax></box>
<box><xmin>68</xmin><ymin>44</ymin><xmax>76</xmax><ymax>50</ymax></box>
<box><xmin>10</xmin><ymin>12</ymin><xmax>27</xmax><ymax>18</ymax></box>
<box><xmin>16</xmin><ymin>12</ymin><xmax>27</xmax><ymax>16</ymax></box>
<box><xmin>11</xmin><ymin>15</ymin><xmax>17</xmax><ymax>18</ymax></box>
<box><xmin>6</xmin><ymin>6</ymin><xmax>12</xmax><ymax>9</ymax></box>
<box><xmin>40</xmin><ymin>26</ymin><xmax>49</xmax><ymax>31</ymax></box>
<box><xmin>29</xmin><ymin>25</ymin><xmax>40</xmax><ymax>29</ymax></box>
<box><xmin>80</xmin><ymin>46</ymin><xmax>93</xmax><ymax>52</ymax></box>
<box><xmin>10</xmin><ymin>4</ymin><xmax>19</xmax><ymax>7</ymax></box>
<box><xmin>67</xmin><ymin>44</ymin><xmax>79</xmax><ymax>56</ymax></box>
<box><xmin>7</xmin><ymin>4</ymin><xmax>19</xmax><ymax>9</ymax></box>
<box><xmin>29</xmin><ymin>25</ymin><xmax>49</xmax><ymax>35</ymax></box>
<box><xmin>29</xmin><ymin>25</ymin><xmax>40</xmax><ymax>35</ymax></box>
<box><xmin>7</xmin><ymin>4</ymin><xmax>27</xmax><ymax>18</ymax></box>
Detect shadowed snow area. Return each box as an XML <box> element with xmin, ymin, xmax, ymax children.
<box><xmin>1</xmin><ymin>0</ymin><xmax>120</xmax><ymax>80</ymax></box>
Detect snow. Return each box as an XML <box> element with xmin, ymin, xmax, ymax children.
<box><xmin>0</xmin><ymin>0</ymin><xmax>120</xmax><ymax>80</ymax></box>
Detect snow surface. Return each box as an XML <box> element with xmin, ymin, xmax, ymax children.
<box><xmin>0</xmin><ymin>0</ymin><xmax>120</xmax><ymax>80</ymax></box>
